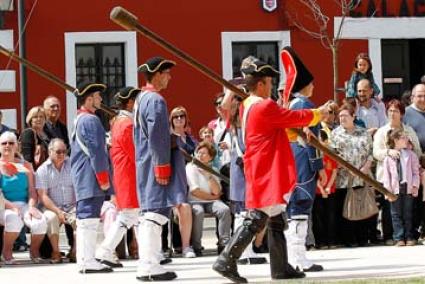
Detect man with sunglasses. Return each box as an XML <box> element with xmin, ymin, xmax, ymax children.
<box><xmin>36</xmin><ymin>138</ymin><xmax>76</xmax><ymax>264</ymax></box>
<box><xmin>209</xmin><ymin>93</ymin><xmax>232</xmax><ymax>174</ymax></box>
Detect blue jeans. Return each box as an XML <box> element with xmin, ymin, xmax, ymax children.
<box><xmin>390</xmin><ymin>189</ymin><xmax>414</xmax><ymax>241</ymax></box>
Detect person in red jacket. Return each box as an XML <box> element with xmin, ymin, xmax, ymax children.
<box><xmin>213</xmin><ymin>58</ymin><xmax>328</xmax><ymax>283</ymax></box>
<box><xmin>96</xmin><ymin>87</ymin><xmax>140</xmax><ymax>268</ymax></box>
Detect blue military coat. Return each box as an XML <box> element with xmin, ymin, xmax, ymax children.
<box><xmin>134</xmin><ymin>90</ymin><xmax>186</xmax><ymax>211</ymax></box>
<box><xmin>287</xmin><ymin>94</ymin><xmax>323</xmax><ymax>217</ymax></box>
<box><xmin>70</xmin><ymin>111</ymin><xmax>112</xmax><ymax>202</ymax></box>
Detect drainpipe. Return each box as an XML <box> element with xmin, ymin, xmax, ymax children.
<box><xmin>18</xmin><ymin>0</ymin><xmax>27</xmax><ymax>130</ymax></box>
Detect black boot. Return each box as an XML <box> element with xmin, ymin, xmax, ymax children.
<box><xmin>268</xmin><ymin>214</ymin><xmax>305</xmax><ymax>279</ymax></box>
<box><xmin>213</xmin><ymin>210</ymin><xmax>268</xmax><ymax>283</ymax></box>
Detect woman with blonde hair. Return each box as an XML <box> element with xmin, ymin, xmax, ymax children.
<box><xmin>0</xmin><ymin>131</ymin><xmax>47</xmax><ymax>264</ymax></box>
<box><xmin>168</xmin><ymin>106</ymin><xmax>197</xmax><ymax>257</ymax></box>
<box><xmin>20</xmin><ymin>106</ymin><xmax>50</xmax><ymax>170</ymax></box>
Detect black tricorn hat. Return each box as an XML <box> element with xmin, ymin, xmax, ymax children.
<box><xmin>114</xmin><ymin>86</ymin><xmax>141</xmax><ymax>103</ymax></box>
<box><xmin>241</xmin><ymin>59</ymin><xmax>279</xmax><ymax>78</ymax></box>
<box><xmin>74</xmin><ymin>81</ymin><xmax>106</xmax><ymax>98</ymax></box>
<box><xmin>138</xmin><ymin>57</ymin><xmax>176</xmax><ymax>73</ymax></box>
<box><xmin>281</xmin><ymin>46</ymin><xmax>314</xmax><ymax>94</ymax></box>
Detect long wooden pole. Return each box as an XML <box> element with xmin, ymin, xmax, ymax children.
<box><xmin>109</xmin><ymin>7</ymin><xmax>245</xmax><ymax>100</ymax></box>
<box><xmin>110</xmin><ymin>6</ymin><xmax>396</xmax><ymax>201</ymax></box>
<box><xmin>0</xmin><ymin>44</ymin><xmax>228</xmax><ymax>184</ymax></box>
<box><xmin>0</xmin><ymin>45</ymin><xmax>117</xmax><ymax>117</ymax></box>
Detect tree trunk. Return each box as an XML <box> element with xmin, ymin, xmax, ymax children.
<box><xmin>332</xmin><ymin>45</ymin><xmax>339</xmax><ymax>103</ymax></box>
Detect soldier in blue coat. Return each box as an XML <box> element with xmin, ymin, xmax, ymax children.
<box><xmin>284</xmin><ymin>47</ymin><xmax>326</xmax><ymax>272</ymax></box>
<box><xmin>71</xmin><ymin>82</ymin><xmax>113</xmax><ymax>274</ymax></box>
<box><xmin>134</xmin><ymin>57</ymin><xmax>182</xmax><ymax>281</ymax></box>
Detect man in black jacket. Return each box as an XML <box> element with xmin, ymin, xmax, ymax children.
<box><xmin>43</xmin><ymin>96</ymin><xmax>69</xmax><ymax>148</ymax></box>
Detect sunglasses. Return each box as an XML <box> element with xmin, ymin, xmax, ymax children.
<box><xmin>1</xmin><ymin>141</ymin><xmax>15</xmax><ymax>146</ymax></box>
<box><xmin>172</xmin><ymin>114</ymin><xmax>186</xmax><ymax>120</ymax></box>
<box><xmin>55</xmin><ymin>149</ymin><xmax>67</xmax><ymax>155</ymax></box>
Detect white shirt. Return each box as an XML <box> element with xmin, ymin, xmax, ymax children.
<box><xmin>212</xmin><ymin>118</ymin><xmax>231</xmax><ymax>166</ymax></box>
<box><xmin>186</xmin><ymin>162</ymin><xmax>221</xmax><ymax>203</ymax></box>
<box><xmin>356</xmin><ymin>99</ymin><xmax>387</xmax><ymax>129</ymax></box>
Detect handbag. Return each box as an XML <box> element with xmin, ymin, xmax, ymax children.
<box><xmin>342</xmin><ymin>176</ymin><xmax>379</xmax><ymax>221</ymax></box>
<box><xmin>34</xmin><ymin>142</ymin><xmax>47</xmax><ymax>169</ymax></box>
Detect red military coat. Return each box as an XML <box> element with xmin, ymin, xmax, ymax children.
<box><xmin>110</xmin><ymin>111</ymin><xmax>139</xmax><ymax>209</ymax></box>
<box><xmin>242</xmin><ymin>96</ymin><xmax>320</xmax><ymax>209</ymax></box>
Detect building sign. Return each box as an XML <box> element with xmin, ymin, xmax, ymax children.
<box><xmin>350</xmin><ymin>0</ymin><xmax>425</xmax><ymax>17</ymax></box>
<box><xmin>262</xmin><ymin>0</ymin><xmax>277</xmax><ymax>12</ymax></box>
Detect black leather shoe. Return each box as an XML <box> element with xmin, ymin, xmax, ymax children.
<box><xmin>273</xmin><ymin>264</ymin><xmax>306</xmax><ymax>279</ymax></box>
<box><xmin>238</xmin><ymin>257</ymin><xmax>267</xmax><ymax>265</ymax></box>
<box><xmin>213</xmin><ymin>210</ymin><xmax>268</xmax><ymax>283</ymax></box>
<box><xmin>98</xmin><ymin>259</ymin><xmax>124</xmax><ymax>268</ymax></box>
<box><xmin>136</xmin><ymin>271</ymin><xmax>177</xmax><ymax>281</ymax></box>
<box><xmin>303</xmin><ymin>264</ymin><xmax>324</xmax><ymax>272</ymax></box>
<box><xmin>194</xmin><ymin>248</ymin><xmax>203</xmax><ymax>257</ymax></box>
<box><xmin>252</xmin><ymin>243</ymin><xmax>268</xmax><ymax>253</ymax></box>
<box><xmin>213</xmin><ymin>258</ymin><xmax>247</xmax><ymax>283</ymax></box>
<box><xmin>79</xmin><ymin>267</ymin><xmax>113</xmax><ymax>274</ymax></box>
<box><xmin>160</xmin><ymin>258</ymin><xmax>172</xmax><ymax>265</ymax></box>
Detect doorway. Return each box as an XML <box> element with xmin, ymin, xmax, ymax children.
<box><xmin>381</xmin><ymin>39</ymin><xmax>425</xmax><ymax>101</ymax></box>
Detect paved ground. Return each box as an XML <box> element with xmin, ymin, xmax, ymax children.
<box><xmin>2</xmin><ymin>222</ymin><xmax>425</xmax><ymax>283</ymax></box>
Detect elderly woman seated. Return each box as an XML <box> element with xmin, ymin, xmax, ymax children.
<box><xmin>0</xmin><ymin>131</ymin><xmax>47</xmax><ymax>264</ymax></box>
<box><xmin>186</xmin><ymin>141</ymin><xmax>231</xmax><ymax>255</ymax></box>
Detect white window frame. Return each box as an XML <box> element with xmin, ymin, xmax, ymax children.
<box><xmin>221</xmin><ymin>31</ymin><xmax>291</xmax><ymax>82</ymax></box>
<box><xmin>334</xmin><ymin>17</ymin><xmax>425</xmax><ymax>95</ymax></box>
<box><xmin>0</xmin><ymin>30</ymin><xmax>15</xmax><ymax>92</ymax></box>
<box><xmin>64</xmin><ymin>31</ymin><xmax>138</xmax><ymax>132</ymax></box>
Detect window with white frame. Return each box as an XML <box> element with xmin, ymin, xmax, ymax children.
<box><xmin>221</xmin><ymin>31</ymin><xmax>290</xmax><ymax>97</ymax></box>
<box><xmin>64</xmin><ymin>31</ymin><xmax>138</xmax><ymax>131</ymax></box>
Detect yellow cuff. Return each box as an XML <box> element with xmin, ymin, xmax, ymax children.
<box><xmin>286</xmin><ymin>129</ymin><xmax>298</xmax><ymax>142</ymax></box>
<box><xmin>308</xmin><ymin>109</ymin><xmax>322</xmax><ymax>127</ymax></box>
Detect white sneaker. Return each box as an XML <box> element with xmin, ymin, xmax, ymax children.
<box><xmin>182</xmin><ymin>247</ymin><xmax>196</xmax><ymax>258</ymax></box>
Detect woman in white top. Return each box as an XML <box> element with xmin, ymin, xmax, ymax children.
<box><xmin>373</xmin><ymin>99</ymin><xmax>421</xmax><ymax>245</ymax></box>
<box><xmin>186</xmin><ymin>141</ymin><xmax>231</xmax><ymax>255</ymax></box>
<box><xmin>373</xmin><ymin>99</ymin><xmax>421</xmax><ymax>182</ymax></box>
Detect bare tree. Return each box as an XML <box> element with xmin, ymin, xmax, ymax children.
<box><xmin>286</xmin><ymin>0</ymin><xmax>361</xmax><ymax>103</ymax></box>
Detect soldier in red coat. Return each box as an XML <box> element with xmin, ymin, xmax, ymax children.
<box><xmin>213</xmin><ymin>58</ymin><xmax>328</xmax><ymax>283</ymax></box>
<box><xmin>96</xmin><ymin>87</ymin><xmax>140</xmax><ymax>268</ymax></box>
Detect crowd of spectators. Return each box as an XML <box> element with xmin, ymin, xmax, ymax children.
<box><xmin>1</xmin><ymin>52</ymin><xmax>425</xmax><ymax>268</ymax></box>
